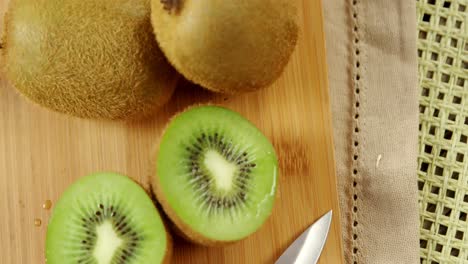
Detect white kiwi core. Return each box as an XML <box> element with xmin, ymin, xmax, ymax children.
<box><xmin>204</xmin><ymin>150</ymin><xmax>238</xmax><ymax>191</ymax></box>
<box><xmin>93</xmin><ymin>221</ymin><xmax>123</xmax><ymax>264</ymax></box>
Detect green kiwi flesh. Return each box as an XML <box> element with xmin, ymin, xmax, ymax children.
<box><xmin>2</xmin><ymin>0</ymin><xmax>178</xmax><ymax>120</ymax></box>
<box><xmin>150</xmin><ymin>0</ymin><xmax>299</xmax><ymax>94</ymax></box>
<box><xmin>154</xmin><ymin>106</ymin><xmax>278</xmax><ymax>244</ymax></box>
<box><xmin>46</xmin><ymin>172</ymin><xmax>171</xmax><ymax>264</ymax></box>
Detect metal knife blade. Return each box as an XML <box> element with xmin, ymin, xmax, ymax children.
<box><xmin>275</xmin><ymin>210</ymin><xmax>333</xmax><ymax>264</ymax></box>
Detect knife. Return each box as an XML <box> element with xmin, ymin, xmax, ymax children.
<box><xmin>275</xmin><ymin>210</ymin><xmax>333</xmax><ymax>264</ymax></box>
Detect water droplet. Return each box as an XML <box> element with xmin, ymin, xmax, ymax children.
<box><xmin>34</xmin><ymin>219</ymin><xmax>42</xmax><ymax>227</ymax></box>
<box><xmin>43</xmin><ymin>200</ymin><xmax>52</xmax><ymax>210</ymax></box>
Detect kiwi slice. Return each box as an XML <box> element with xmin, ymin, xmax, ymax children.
<box><xmin>150</xmin><ymin>0</ymin><xmax>299</xmax><ymax>94</ymax></box>
<box><xmin>46</xmin><ymin>172</ymin><xmax>171</xmax><ymax>264</ymax></box>
<box><xmin>2</xmin><ymin>0</ymin><xmax>178</xmax><ymax>120</ymax></box>
<box><xmin>153</xmin><ymin>106</ymin><xmax>278</xmax><ymax>245</ymax></box>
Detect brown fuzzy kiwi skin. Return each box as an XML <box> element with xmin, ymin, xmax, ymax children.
<box><xmin>2</xmin><ymin>0</ymin><xmax>179</xmax><ymax>120</ymax></box>
<box><xmin>150</xmin><ymin>0</ymin><xmax>299</xmax><ymax>94</ymax></box>
<box><xmin>151</xmin><ymin>104</ymin><xmax>277</xmax><ymax>246</ymax></box>
<box><xmin>161</xmin><ymin>226</ymin><xmax>173</xmax><ymax>264</ymax></box>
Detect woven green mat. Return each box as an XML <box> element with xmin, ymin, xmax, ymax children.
<box><xmin>417</xmin><ymin>0</ymin><xmax>468</xmax><ymax>263</ymax></box>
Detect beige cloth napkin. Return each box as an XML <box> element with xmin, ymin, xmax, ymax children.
<box><xmin>323</xmin><ymin>0</ymin><xmax>420</xmax><ymax>263</ymax></box>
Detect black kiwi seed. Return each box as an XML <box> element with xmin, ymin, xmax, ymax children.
<box><xmin>47</xmin><ymin>173</ymin><xmax>170</xmax><ymax>263</ymax></box>
<box><xmin>71</xmin><ymin>203</ymin><xmax>142</xmax><ymax>263</ymax></box>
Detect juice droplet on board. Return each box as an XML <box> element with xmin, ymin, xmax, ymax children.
<box><xmin>34</xmin><ymin>219</ymin><xmax>42</xmax><ymax>227</ymax></box>
<box><xmin>43</xmin><ymin>200</ymin><xmax>52</xmax><ymax>210</ymax></box>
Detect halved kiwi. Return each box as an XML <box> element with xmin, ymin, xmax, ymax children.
<box><xmin>153</xmin><ymin>105</ymin><xmax>278</xmax><ymax>245</ymax></box>
<box><xmin>46</xmin><ymin>172</ymin><xmax>171</xmax><ymax>264</ymax></box>
<box><xmin>2</xmin><ymin>0</ymin><xmax>178</xmax><ymax>119</ymax></box>
<box><xmin>150</xmin><ymin>0</ymin><xmax>299</xmax><ymax>94</ymax></box>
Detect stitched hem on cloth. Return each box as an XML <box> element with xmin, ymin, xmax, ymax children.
<box><xmin>350</xmin><ymin>0</ymin><xmax>361</xmax><ymax>263</ymax></box>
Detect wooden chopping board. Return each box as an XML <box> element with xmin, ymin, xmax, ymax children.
<box><xmin>0</xmin><ymin>0</ymin><xmax>344</xmax><ymax>263</ymax></box>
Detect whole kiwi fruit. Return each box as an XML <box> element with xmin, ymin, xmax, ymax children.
<box><xmin>1</xmin><ymin>0</ymin><xmax>178</xmax><ymax>120</ymax></box>
<box><xmin>151</xmin><ymin>0</ymin><xmax>299</xmax><ymax>94</ymax></box>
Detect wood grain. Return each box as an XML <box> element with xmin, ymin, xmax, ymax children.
<box><xmin>0</xmin><ymin>0</ymin><xmax>344</xmax><ymax>263</ymax></box>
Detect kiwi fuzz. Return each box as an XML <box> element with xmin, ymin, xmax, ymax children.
<box><xmin>4</xmin><ymin>0</ymin><xmax>179</xmax><ymax>119</ymax></box>
<box><xmin>151</xmin><ymin>0</ymin><xmax>299</xmax><ymax>94</ymax></box>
